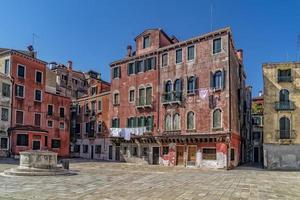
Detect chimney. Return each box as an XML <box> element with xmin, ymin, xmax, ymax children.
<box><xmin>171</xmin><ymin>35</ymin><xmax>179</xmax><ymax>44</ymax></box>
<box><xmin>67</xmin><ymin>60</ymin><xmax>73</xmax><ymax>70</ymax></box>
<box><xmin>127</xmin><ymin>45</ymin><xmax>132</xmax><ymax>57</ymax></box>
<box><xmin>97</xmin><ymin>73</ymin><xmax>101</xmax><ymax>80</ymax></box>
<box><xmin>27</xmin><ymin>45</ymin><xmax>37</xmax><ymax>58</ymax></box>
<box><xmin>258</xmin><ymin>90</ymin><xmax>263</xmax><ymax>97</ymax></box>
<box><xmin>236</xmin><ymin>49</ymin><xmax>243</xmax><ymax>63</ymax></box>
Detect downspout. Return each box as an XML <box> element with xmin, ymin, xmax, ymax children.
<box><xmin>227</xmin><ymin>33</ymin><xmax>232</xmax><ymax>170</ymax></box>
<box><xmin>9</xmin><ymin>58</ymin><xmax>14</xmax><ymax>158</ymax></box>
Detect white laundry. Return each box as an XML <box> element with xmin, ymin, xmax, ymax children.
<box><xmin>124</xmin><ymin>128</ymin><xmax>131</xmax><ymax>141</ymax></box>
<box><xmin>110</xmin><ymin>128</ymin><xmax>121</xmax><ymax>137</ymax></box>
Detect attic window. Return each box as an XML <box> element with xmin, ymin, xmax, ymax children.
<box><xmin>143</xmin><ymin>35</ymin><xmax>150</xmax><ymax>49</ymax></box>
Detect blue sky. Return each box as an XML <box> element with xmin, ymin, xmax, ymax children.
<box><xmin>1</xmin><ymin>0</ymin><xmax>300</xmax><ymax>96</ymax></box>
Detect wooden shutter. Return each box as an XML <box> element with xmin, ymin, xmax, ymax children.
<box><xmin>153</xmin><ymin>57</ymin><xmax>156</xmax><ymax>70</ymax></box>
<box><xmin>127</xmin><ymin>63</ymin><xmax>130</xmax><ymax>75</ymax></box>
<box><xmin>210</xmin><ymin>72</ymin><xmax>214</xmax><ymax>89</ymax></box>
<box><xmin>144</xmin><ymin>59</ymin><xmax>148</xmax><ymax>72</ymax></box>
<box><xmin>222</xmin><ymin>70</ymin><xmax>226</xmax><ymax>90</ymax></box>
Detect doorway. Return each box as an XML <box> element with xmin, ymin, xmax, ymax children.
<box><xmin>176</xmin><ymin>146</ymin><xmax>184</xmax><ymax>165</ymax></box>
<box><xmin>32</xmin><ymin>141</ymin><xmax>40</xmax><ymax>150</ymax></box>
<box><xmin>152</xmin><ymin>147</ymin><xmax>159</xmax><ymax>165</ymax></box>
<box><xmin>109</xmin><ymin>145</ymin><xmax>113</xmax><ymax>160</ymax></box>
<box><xmin>254</xmin><ymin>147</ymin><xmax>259</xmax><ymax>163</ymax></box>
<box><xmin>91</xmin><ymin>145</ymin><xmax>94</xmax><ymax>159</ymax></box>
<box><xmin>187</xmin><ymin>146</ymin><xmax>196</xmax><ymax>166</ymax></box>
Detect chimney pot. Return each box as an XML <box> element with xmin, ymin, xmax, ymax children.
<box><xmin>67</xmin><ymin>61</ymin><xmax>73</xmax><ymax>70</ymax></box>
<box><xmin>236</xmin><ymin>49</ymin><xmax>243</xmax><ymax>63</ymax></box>
<box><xmin>127</xmin><ymin>45</ymin><xmax>132</xmax><ymax>57</ymax></box>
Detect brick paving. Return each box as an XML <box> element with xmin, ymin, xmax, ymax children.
<box><xmin>0</xmin><ymin>159</ymin><xmax>300</xmax><ymax>200</ymax></box>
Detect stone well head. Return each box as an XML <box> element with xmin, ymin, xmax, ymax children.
<box><xmin>20</xmin><ymin>151</ymin><xmax>58</xmax><ymax>169</ymax></box>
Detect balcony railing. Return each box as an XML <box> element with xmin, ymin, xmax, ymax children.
<box><xmin>136</xmin><ymin>96</ymin><xmax>152</xmax><ymax>108</ymax></box>
<box><xmin>278</xmin><ymin>76</ymin><xmax>292</xmax><ymax>82</ymax></box>
<box><xmin>274</xmin><ymin>101</ymin><xmax>295</xmax><ymax>111</ymax></box>
<box><xmin>275</xmin><ymin>130</ymin><xmax>296</xmax><ymax>140</ymax></box>
<box><xmin>162</xmin><ymin>92</ymin><xmax>182</xmax><ymax>105</ymax></box>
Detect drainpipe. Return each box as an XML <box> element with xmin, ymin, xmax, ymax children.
<box><xmin>9</xmin><ymin>61</ymin><xmax>15</xmax><ymax>158</ymax></box>
<box><xmin>227</xmin><ymin>33</ymin><xmax>232</xmax><ymax>170</ymax></box>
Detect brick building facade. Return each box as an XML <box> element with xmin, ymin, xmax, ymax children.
<box><xmin>109</xmin><ymin>27</ymin><xmax>248</xmax><ymax>169</ymax></box>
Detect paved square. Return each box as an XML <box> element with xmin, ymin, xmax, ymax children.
<box><xmin>0</xmin><ymin>159</ymin><xmax>300</xmax><ymax>200</ymax></box>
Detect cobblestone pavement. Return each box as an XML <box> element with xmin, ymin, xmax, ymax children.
<box><xmin>0</xmin><ymin>159</ymin><xmax>300</xmax><ymax>200</ymax></box>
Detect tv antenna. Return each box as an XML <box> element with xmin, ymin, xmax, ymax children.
<box><xmin>32</xmin><ymin>33</ymin><xmax>38</xmax><ymax>48</ymax></box>
<box><xmin>210</xmin><ymin>3</ymin><xmax>213</xmax><ymax>31</ymax></box>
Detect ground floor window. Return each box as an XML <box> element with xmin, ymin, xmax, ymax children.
<box><xmin>163</xmin><ymin>146</ymin><xmax>169</xmax><ymax>155</ymax></box>
<box><xmin>0</xmin><ymin>137</ymin><xmax>8</xmax><ymax>149</ymax></box>
<box><xmin>83</xmin><ymin>145</ymin><xmax>88</xmax><ymax>153</ymax></box>
<box><xmin>95</xmin><ymin>145</ymin><xmax>101</xmax><ymax>154</ymax></box>
<box><xmin>142</xmin><ymin>147</ymin><xmax>148</xmax><ymax>156</ymax></box>
<box><xmin>51</xmin><ymin>139</ymin><xmax>61</xmax><ymax>148</ymax></box>
<box><xmin>230</xmin><ymin>148</ymin><xmax>235</xmax><ymax>161</ymax></box>
<box><xmin>74</xmin><ymin>145</ymin><xmax>80</xmax><ymax>153</ymax></box>
<box><xmin>17</xmin><ymin>134</ymin><xmax>28</xmax><ymax>146</ymax></box>
<box><xmin>202</xmin><ymin>148</ymin><xmax>216</xmax><ymax>160</ymax></box>
<box><xmin>133</xmin><ymin>146</ymin><xmax>138</xmax><ymax>156</ymax></box>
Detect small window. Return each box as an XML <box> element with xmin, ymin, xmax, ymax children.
<box><xmin>47</xmin><ymin>105</ymin><xmax>53</xmax><ymax>116</ymax></box>
<box><xmin>15</xmin><ymin>84</ymin><xmax>24</xmax><ymax>98</ymax></box>
<box><xmin>95</xmin><ymin>145</ymin><xmax>101</xmax><ymax>154</ymax></box>
<box><xmin>176</xmin><ymin>49</ymin><xmax>182</xmax><ymax>64</ymax></box>
<box><xmin>59</xmin><ymin>107</ymin><xmax>65</xmax><ymax>118</ymax></box>
<box><xmin>35</xmin><ymin>71</ymin><xmax>42</xmax><ymax>83</ymax></box>
<box><xmin>278</xmin><ymin>69</ymin><xmax>292</xmax><ymax>82</ymax></box>
<box><xmin>136</xmin><ymin>60</ymin><xmax>144</xmax><ymax>73</ymax></box>
<box><xmin>83</xmin><ymin>145</ymin><xmax>89</xmax><ymax>153</ymax></box>
<box><xmin>129</xmin><ymin>89</ymin><xmax>135</xmax><ymax>102</ymax></box>
<box><xmin>187</xmin><ymin>76</ymin><xmax>196</xmax><ymax>94</ymax></box>
<box><xmin>187</xmin><ymin>111</ymin><xmax>195</xmax><ymax>130</ymax></box>
<box><xmin>113</xmin><ymin>93</ymin><xmax>120</xmax><ymax>105</ymax></box>
<box><xmin>2</xmin><ymin>83</ymin><xmax>10</xmax><ymax>97</ymax></box>
<box><xmin>202</xmin><ymin>148</ymin><xmax>216</xmax><ymax>160</ymax></box>
<box><xmin>1</xmin><ymin>108</ymin><xmax>9</xmax><ymax>121</ymax></box>
<box><xmin>74</xmin><ymin>145</ymin><xmax>80</xmax><ymax>153</ymax></box>
<box><xmin>163</xmin><ymin>146</ymin><xmax>169</xmax><ymax>155</ymax></box>
<box><xmin>187</xmin><ymin>45</ymin><xmax>195</xmax><ymax>61</ymax></box>
<box><xmin>98</xmin><ymin>121</ymin><xmax>102</xmax><ymax>133</ymax></box>
<box><xmin>47</xmin><ymin>120</ymin><xmax>53</xmax><ymax>128</ymax></box>
<box><xmin>17</xmin><ymin>65</ymin><xmax>25</xmax><ymax>78</ymax></box>
<box><xmin>91</xmin><ymin>101</ymin><xmax>96</xmax><ymax>112</ymax></box>
<box><xmin>4</xmin><ymin>59</ymin><xmax>10</xmax><ymax>75</ymax></box>
<box><xmin>127</xmin><ymin>63</ymin><xmax>135</xmax><ymax>75</ymax></box>
<box><xmin>145</xmin><ymin>57</ymin><xmax>155</xmax><ymax>71</ymax></box>
<box><xmin>213</xmin><ymin>109</ymin><xmax>222</xmax><ymax>129</ymax></box>
<box><xmin>162</xmin><ymin>53</ymin><xmax>168</xmax><ymax>67</ymax></box>
<box><xmin>91</xmin><ymin>86</ymin><xmax>98</xmax><ymax>95</ymax></box>
<box><xmin>34</xmin><ymin>113</ymin><xmax>41</xmax><ymax>127</ymax></box>
<box><xmin>142</xmin><ymin>147</ymin><xmax>148</xmax><ymax>156</ymax></box>
<box><xmin>213</xmin><ymin>38</ymin><xmax>221</xmax><ymax>54</ymax></box>
<box><xmin>16</xmin><ymin>111</ymin><xmax>24</xmax><ymax>124</ymax></box>
<box><xmin>111</xmin><ymin>118</ymin><xmax>120</xmax><ymax>128</ymax></box>
<box><xmin>35</xmin><ymin>90</ymin><xmax>42</xmax><ymax>102</ymax></box>
<box><xmin>17</xmin><ymin>134</ymin><xmax>28</xmax><ymax>146</ymax></box>
<box><xmin>98</xmin><ymin>100</ymin><xmax>102</xmax><ymax>111</ymax></box>
<box><xmin>59</xmin><ymin>122</ymin><xmax>65</xmax><ymax>129</ymax></box>
<box><xmin>143</xmin><ymin>35</ymin><xmax>150</xmax><ymax>48</ymax></box>
<box><xmin>51</xmin><ymin>139</ymin><xmax>61</xmax><ymax>148</ymax></box>
<box><xmin>0</xmin><ymin>138</ymin><xmax>8</xmax><ymax>149</ymax></box>
<box><xmin>113</xmin><ymin>66</ymin><xmax>121</xmax><ymax>79</ymax></box>
<box><xmin>75</xmin><ymin>124</ymin><xmax>81</xmax><ymax>133</ymax></box>
<box><xmin>173</xmin><ymin>113</ymin><xmax>180</xmax><ymax>130</ymax></box>
<box><xmin>165</xmin><ymin>114</ymin><xmax>172</xmax><ymax>131</ymax></box>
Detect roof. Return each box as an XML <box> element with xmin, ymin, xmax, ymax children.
<box><xmin>8</xmin><ymin>125</ymin><xmax>48</xmax><ymax>133</ymax></box>
<box><xmin>0</xmin><ymin>48</ymin><xmax>47</xmax><ymax>64</ymax></box>
<box><xmin>134</xmin><ymin>28</ymin><xmax>173</xmax><ymax>44</ymax></box>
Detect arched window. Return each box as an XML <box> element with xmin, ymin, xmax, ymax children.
<box><xmin>213</xmin><ymin>109</ymin><xmax>222</xmax><ymax>129</ymax></box>
<box><xmin>213</xmin><ymin>71</ymin><xmax>222</xmax><ymax>89</ymax></box>
<box><xmin>279</xmin><ymin>117</ymin><xmax>290</xmax><ymax>139</ymax></box>
<box><xmin>187</xmin><ymin>111</ymin><xmax>195</xmax><ymax>130</ymax></box>
<box><xmin>165</xmin><ymin>114</ymin><xmax>172</xmax><ymax>131</ymax></box>
<box><xmin>173</xmin><ymin>113</ymin><xmax>180</xmax><ymax>130</ymax></box>
<box><xmin>165</xmin><ymin>80</ymin><xmax>172</xmax><ymax>101</ymax></box>
<box><xmin>187</xmin><ymin>76</ymin><xmax>196</xmax><ymax>94</ymax></box>
<box><xmin>174</xmin><ymin>79</ymin><xmax>182</xmax><ymax>101</ymax></box>
<box><xmin>279</xmin><ymin>89</ymin><xmax>289</xmax><ymax>102</ymax></box>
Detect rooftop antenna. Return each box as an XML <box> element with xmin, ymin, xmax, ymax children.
<box><xmin>32</xmin><ymin>33</ymin><xmax>38</xmax><ymax>48</ymax></box>
<box><xmin>210</xmin><ymin>3</ymin><xmax>213</xmax><ymax>31</ymax></box>
<box><xmin>297</xmin><ymin>34</ymin><xmax>300</xmax><ymax>61</ymax></box>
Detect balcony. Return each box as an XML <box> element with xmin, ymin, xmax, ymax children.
<box><xmin>162</xmin><ymin>92</ymin><xmax>182</xmax><ymax>105</ymax></box>
<box><xmin>274</xmin><ymin>101</ymin><xmax>295</xmax><ymax>111</ymax></box>
<box><xmin>136</xmin><ymin>97</ymin><xmax>152</xmax><ymax>108</ymax></box>
<box><xmin>275</xmin><ymin>130</ymin><xmax>296</xmax><ymax>140</ymax></box>
<box><xmin>278</xmin><ymin>76</ymin><xmax>292</xmax><ymax>83</ymax></box>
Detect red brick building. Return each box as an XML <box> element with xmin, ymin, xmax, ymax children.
<box><xmin>109</xmin><ymin>27</ymin><xmax>247</xmax><ymax>168</ymax></box>
<box><xmin>0</xmin><ymin>48</ymin><xmax>71</xmax><ymax>157</ymax></box>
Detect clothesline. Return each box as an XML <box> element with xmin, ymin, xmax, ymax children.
<box><xmin>110</xmin><ymin>127</ymin><xmax>147</xmax><ymax>141</ymax></box>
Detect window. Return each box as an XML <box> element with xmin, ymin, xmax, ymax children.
<box><xmin>35</xmin><ymin>90</ymin><xmax>42</xmax><ymax>102</ymax></box>
<box><xmin>75</xmin><ymin>124</ymin><xmax>80</xmax><ymax>133</ymax></box>
<box><xmin>0</xmin><ymin>138</ymin><xmax>8</xmax><ymax>149</ymax></box>
<box><xmin>165</xmin><ymin>114</ymin><xmax>172</xmax><ymax>131</ymax></box>
<box><xmin>17</xmin><ymin>65</ymin><xmax>25</xmax><ymax>78</ymax></box>
<box><xmin>127</xmin><ymin>117</ymin><xmax>136</xmax><ymax>128</ymax></box>
<box><xmin>34</xmin><ymin>113</ymin><xmax>41</xmax><ymax>127</ymax></box>
<box><xmin>51</xmin><ymin>139</ymin><xmax>61</xmax><ymax>148</ymax></box>
<box><xmin>98</xmin><ymin>121</ymin><xmax>102</xmax><ymax>133</ymax></box>
<box><xmin>213</xmin><ymin>109</ymin><xmax>222</xmax><ymax>129</ymax></box>
<box><xmin>47</xmin><ymin>120</ymin><xmax>53</xmax><ymax>128</ymax></box>
<box><xmin>176</xmin><ymin>49</ymin><xmax>182</xmax><ymax>64</ymax></box>
<box><xmin>187</xmin><ymin>111</ymin><xmax>195</xmax><ymax>130</ymax></box>
<box><xmin>252</xmin><ymin>116</ymin><xmax>262</xmax><ymax>126</ymax></box>
<box><xmin>83</xmin><ymin>145</ymin><xmax>89</xmax><ymax>153</ymax></box>
<box><xmin>212</xmin><ymin>71</ymin><xmax>223</xmax><ymax>90</ymax></box>
<box><xmin>202</xmin><ymin>148</ymin><xmax>216</xmax><ymax>160</ymax></box>
<box><xmin>59</xmin><ymin>107</ymin><xmax>65</xmax><ymax>118</ymax></box>
<box><xmin>2</xmin><ymin>83</ymin><xmax>10</xmax><ymax>97</ymax></box>
<box><xmin>143</xmin><ymin>35</ymin><xmax>150</xmax><ymax>48</ymax></box>
<box><xmin>91</xmin><ymin>101</ymin><xmax>96</xmax><ymax>112</ymax></box>
<box><xmin>173</xmin><ymin>113</ymin><xmax>180</xmax><ymax>130</ymax></box>
<box><xmin>230</xmin><ymin>148</ymin><xmax>235</xmax><ymax>161</ymax></box>
<box><xmin>146</xmin><ymin>87</ymin><xmax>152</xmax><ymax>105</ymax></box>
<box><xmin>279</xmin><ymin>117</ymin><xmax>290</xmax><ymax>139</ymax></box>
<box><xmin>98</xmin><ymin>100</ymin><xmax>102</xmax><ymax>111</ymax></box>
<box><xmin>127</xmin><ymin>62</ymin><xmax>135</xmax><ymax>75</ymax></box>
<box><xmin>129</xmin><ymin>89</ymin><xmax>135</xmax><ymax>102</ymax></box>
<box><xmin>187</xmin><ymin>76</ymin><xmax>196</xmax><ymax>94</ymax></box>
<box><xmin>187</xmin><ymin>45</ymin><xmax>195</xmax><ymax>61</ymax></box>
<box><xmin>112</xmin><ymin>66</ymin><xmax>121</xmax><ymax>79</ymax></box>
<box><xmin>111</xmin><ymin>118</ymin><xmax>120</xmax><ymax>128</ymax></box>
<box><xmin>15</xmin><ymin>84</ymin><xmax>24</xmax><ymax>98</ymax></box>
<box><xmin>17</xmin><ymin>134</ymin><xmax>28</xmax><ymax>146</ymax></box>
<box><xmin>278</xmin><ymin>69</ymin><xmax>292</xmax><ymax>82</ymax></box>
<box><xmin>95</xmin><ymin>145</ymin><xmax>101</xmax><ymax>154</ymax></box>
<box><xmin>213</xmin><ymin>38</ymin><xmax>221</xmax><ymax>54</ymax></box>
<box><xmin>135</xmin><ymin>60</ymin><xmax>144</xmax><ymax>73</ymax></box>
<box><xmin>163</xmin><ymin>146</ymin><xmax>169</xmax><ymax>155</ymax></box>
<box><xmin>47</xmin><ymin>105</ymin><xmax>53</xmax><ymax>116</ymax></box>
<box><xmin>279</xmin><ymin>89</ymin><xmax>289</xmax><ymax>102</ymax></box>
<box><xmin>142</xmin><ymin>147</ymin><xmax>148</xmax><ymax>156</ymax></box>
<box><xmin>113</xmin><ymin>92</ymin><xmax>120</xmax><ymax>105</ymax></box>
<box><xmin>4</xmin><ymin>59</ymin><xmax>9</xmax><ymax>75</ymax></box>
<box><xmin>164</xmin><ymin>80</ymin><xmax>172</xmax><ymax>101</ymax></box>
<box><xmin>253</xmin><ymin>132</ymin><xmax>261</xmax><ymax>141</ymax></box>
<box><xmin>59</xmin><ymin>122</ymin><xmax>65</xmax><ymax>129</ymax></box>
<box><xmin>133</xmin><ymin>147</ymin><xmax>138</xmax><ymax>156</ymax></box>
<box><xmin>16</xmin><ymin>111</ymin><xmax>24</xmax><ymax>124</ymax></box>
<box><xmin>91</xmin><ymin>86</ymin><xmax>98</xmax><ymax>95</ymax></box>
<box><xmin>145</xmin><ymin>57</ymin><xmax>156</xmax><ymax>71</ymax></box>
<box><xmin>145</xmin><ymin>116</ymin><xmax>153</xmax><ymax>131</ymax></box>
<box><xmin>162</xmin><ymin>53</ymin><xmax>168</xmax><ymax>67</ymax></box>
<box><xmin>1</xmin><ymin>108</ymin><xmax>8</xmax><ymax>121</ymax></box>
<box><xmin>74</xmin><ymin>145</ymin><xmax>80</xmax><ymax>153</ymax></box>
<box><xmin>139</xmin><ymin>87</ymin><xmax>145</xmax><ymax>105</ymax></box>
<box><xmin>35</xmin><ymin>71</ymin><xmax>42</xmax><ymax>83</ymax></box>
<box><xmin>138</xmin><ymin>116</ymin><xmax>145</xmax><ymax>127</ymax></box>
<box><xmin>174</xmin><ymin>79</ymin><xmax>182</xmax><ymax>101</ymax></box>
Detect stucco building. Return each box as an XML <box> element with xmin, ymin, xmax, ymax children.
<box><xmin>263</xmin><ymin>62</ymin><xmax>300</xmax><ymax>169</ymax></box>
<box><xmin>109</xmin><ymin>27</ymin><xmax>248</xmax><ymax>169</ymax></box>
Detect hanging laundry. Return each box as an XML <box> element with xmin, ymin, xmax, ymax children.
<box><xmin>199</xmin><ymin>88</ymin><xmax>208</xmax><ymax>100</ymax></box>
<box><xmin>124</xmin><ymin>128</ymin><xmax>131</xmax><ymax>141</ymax></box>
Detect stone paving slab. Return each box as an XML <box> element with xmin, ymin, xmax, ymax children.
<box><xmin>0</xmin><ymin>159</ymin><xmax>300</xmax><ymax>200</ymax></box>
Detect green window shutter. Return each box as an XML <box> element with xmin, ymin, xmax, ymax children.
<box><xmin>222</xmin><ymin>70</ymin><xmax>226</xmax><ymax>90</ymax></box>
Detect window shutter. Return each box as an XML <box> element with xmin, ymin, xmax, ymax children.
<box><xmin>222</xmin><ymin>70</ymin><xmax>226</xmax><ymax>90</ymax></box>
<box><xmin>194</xmin><ymin>76</ymin><xmax>198</xmax><ymax>91</ymax></box>
<box><xmin>126</xmin><ymin>118</ymin><xmax>130</xmax><ymax>128</ymax></box>
<box><xmin>134</xmin><ymin>61</ymin><xmax>138</xmax><ymax>74</ymax></box>
<box><xmin>151</xmin><ymin>115</ymin><xmax>154</xmax><ymax>130</ymax></box>
<box><xmin>144</xmin><ymin>59</ymin><xmax>148</xmax><ymax>72</ymax></box>
<box><xmin>153</xmin><ymin>57</ymin><xmax>156</xmax><ymax>70</ymax></box>
<box><xmin>210</xmin><ymin>72</ymin><xmax>214</xmax><ymax>89</ymax></box>
<box><xmin>127</xmin><ymin>64</ymin><xmax>130</xmax><ymax>75</ymax></box>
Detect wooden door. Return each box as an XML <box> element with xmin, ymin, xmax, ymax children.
<box><xmin>187</xmin><ymin>146</ymin><xmax>196</xmax><ymax>166</ymax></box>
<box><xmin>176</xmin><ymin>146</ymin><xmax>184</xmax><ymax>165</ymax></box>
<box><xmin>152</xmin><ymin>147</ymin><xmax>159</xmax><ymax>165</ymax></box>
